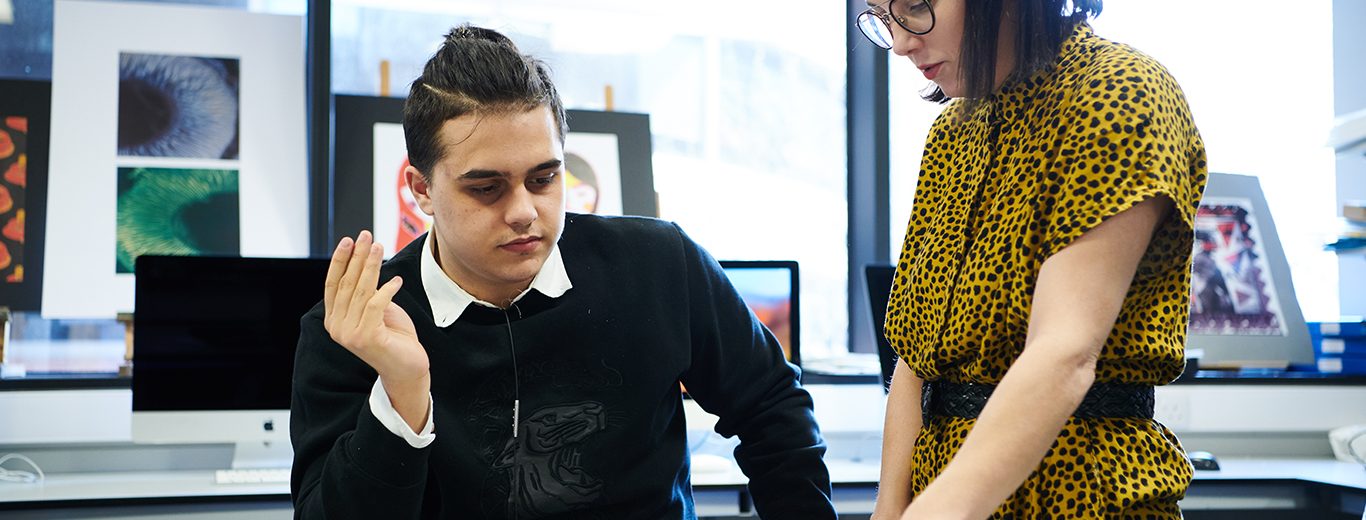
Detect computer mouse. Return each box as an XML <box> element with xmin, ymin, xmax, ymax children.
<box><xmin>1187</xmin><ymin>450</ymin><xmax>1220</xmax><ymax>471</ymax></box>
<box><xmin>690</xmin><ymin>454</ymin><xmax>735</xmax><ymax>475</ymax></box>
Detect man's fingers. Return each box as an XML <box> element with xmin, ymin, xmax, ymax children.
<box><xmin>359</xmin><ymin>276</ymin><xmax>404</xmax><ymax>336</ymax></box>
<box><xmin>323</xmin><ymin>237</ymin><xmax>354</xmax><ymax>321</ymax></box>
<box><xmin>334</xmin><ymin>231</ymin><xmax>374</xmax><ymax>327</ymax></box>
<box><xmin>347</xmin><ymin>240</ymin><xmax>384</xmax><ymax>326</ymax></box>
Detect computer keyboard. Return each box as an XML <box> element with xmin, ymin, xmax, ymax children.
<box><xmin>214</xmin><ymin>468</ymin><xmax>291</xmax><ymax>485</ymax></box>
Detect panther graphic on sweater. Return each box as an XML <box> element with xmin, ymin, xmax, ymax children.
<box><xmin>493</xmin><ymin>401</ymin><xmax>607</xmax><ymax>516</ymax></box>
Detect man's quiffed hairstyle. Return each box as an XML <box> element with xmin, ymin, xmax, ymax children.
<box><xmin>925</xmin><ymin>0</ymin><xmax>1103</xmax><ymax>103</ymax></box>
<box><xmin>403</xmin><ymin>24</ymin><xmax>567</xmax><ymax>179</ymax></box>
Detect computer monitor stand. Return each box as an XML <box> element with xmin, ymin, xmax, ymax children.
<box><xmin>231</xmin><ymin>439</ymin><xmax>293</xmax><ymax>469</ymax></box>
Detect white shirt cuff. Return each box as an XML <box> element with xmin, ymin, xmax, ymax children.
<box><xmin>368</xmin><ymin>378</ymin><xmax>436</xmax><ymax>449</ymax></box>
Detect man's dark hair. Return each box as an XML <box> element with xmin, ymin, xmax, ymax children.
<box><xmin>924</xmin><ymin>0</ymin><xmax>1102</xmax><ymax>103</ymax></box>
<box><xmin>403</xmin><ymin>24</ymin><xmax>567</xmax><ymax>179</ymax></box>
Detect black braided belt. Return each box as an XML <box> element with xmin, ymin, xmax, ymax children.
<box><xmin>921</xmin><ymin>380</ymin><xmax>1154</xmax><ymax>424</ymax></box>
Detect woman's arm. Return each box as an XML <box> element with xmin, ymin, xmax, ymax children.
<box><xmin>872</xmin><ymin>359</ymin><xmax>925</xmax><ymax>519</ymax></box>
<box><xmin>902</xmin><ymin>196</ymin><xmax>1173</xmax><ymax>520</ymax></box>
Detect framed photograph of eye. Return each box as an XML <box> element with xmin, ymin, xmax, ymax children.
<box><xmin>0</xmin><ymin>79</ymin><xmax>51</xmax><ymax>312</ymax></box>
<box><xmin>44</xmin><ymin>2</ymin><xmax>307</xmax><ymax>317</ymax></box>
<box><xmin>333</xmin><ymin>96</ymin><xmax>658</xmax><ymax>255</ymax></box>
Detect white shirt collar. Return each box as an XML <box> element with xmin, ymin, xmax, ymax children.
<box><xmin>419</xmin><ymin>231</ymin><xmax>572</xmax><ymax>327</ymax></box>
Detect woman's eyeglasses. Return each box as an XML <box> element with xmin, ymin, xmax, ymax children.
<box><xmin>855</xmin><ymin>0</ymin><xmax>936</xmax><ymax>49</ymax></box>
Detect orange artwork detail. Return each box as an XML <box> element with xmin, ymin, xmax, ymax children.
<box><xmin>0</xmin><ymin>184</ymin><xmax>11</xmax><ymax>214</ymax></box>
<box><xmin>4</xmin><ymin>154</ymin><xmax>25</xmax><ymax>187</ymax></box>
<box><xmin>0</xmin><ymin>129</ymin><xmax>11</xmax><ymax>160</ymax></box>
<box><xmin>4</xmin><ymin>117</ymin><xmax>26</xmax><ymax>134</ymax></box>
<box><xmin>3</xmin><ymin>209</ymin><xmax>22</xmax><ymax>243</ymax></box>
<box><xmin>0</xmin><ymin>242</ymin><xmax>10</xmax><ymax>271</ymax></box>
<box><xmin>6</xmin><ymin>264</ymin><xmax>21</xmax><ymax>283</ymax></box>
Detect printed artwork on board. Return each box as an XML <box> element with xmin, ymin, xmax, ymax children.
<box><xmin>0</xmin><ymin>79</ymin><xmax>50</xmax><ymax>311</ymax></box>
<box><xmin>45</xmin><ymin>1</ymin><xmax>307</xmax><ymax>318</ymax></box>
<box><xmin>1189</xmin><ymin>197</ymin><xmax>1287</xmax><ymax>336</ymax></box>
<box><xmin>0</xmin><ymin>115</ymin><xmax>27</xmax><ymax>283</ymax></box>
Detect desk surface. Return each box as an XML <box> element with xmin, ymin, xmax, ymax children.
<box><xmin>1</xmin><ymin>458</ymin><xmax>1361</xmax><ymax>509</ymax></box>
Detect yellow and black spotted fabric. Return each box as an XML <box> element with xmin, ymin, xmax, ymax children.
<box><xmin>886</xmin><ymin>23</ymin><xmax>1207</xmax><ymax>517</ymax></box>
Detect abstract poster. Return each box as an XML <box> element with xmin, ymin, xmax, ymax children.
<box><xmin>0</xmin><ymin>79</ymin><xmax>49</xmax><ymax>312</ymax></box>
<box><xmin>114</xmin><ymin>167</ymin><xmax>240</xmax><ymax>273</ymax></box>
<box><xmin>0</xmin><ymin>116</ymin><xmax>27</xmax><ymax>283</ymax></box>
<box><xmin>1189</xmin><ymin>197</ymin><xmax>1287</xmax><ymax>336</ymax></box>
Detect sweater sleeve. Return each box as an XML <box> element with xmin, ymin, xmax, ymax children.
<box><xmin>671</xmin><ymin>224</ymin><xmax>837</xmax><ymax>519</ymax></box>
<box><xmin>290</xmin><ymin>305</ymin><xmax>432</xmax><ymax>519</ymax></box>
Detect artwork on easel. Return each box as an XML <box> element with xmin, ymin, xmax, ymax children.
<box><xmin>562</xmin><ymin>109</ymin><xmax>655</xmax><ymax>218</ymax></box>
<box><xmin>1189</xmin><ymin>197</ymin><xmax>1287</xmax><ymax>336</ymax></box>
<box><xmin>1184</xmin><ymin>173</ymin><xmax>1315</xmax><ymax>367</ymax></box>
<box><xmin>334</xmin><ymin>96</ymin><xmax>657</xmax><ymax>254</ymax></box>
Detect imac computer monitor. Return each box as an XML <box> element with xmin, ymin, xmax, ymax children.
<box><xmin>719</xmin><ymin>260</ymin><xmax>800</xmax><ymax>367</ymax></box>
<box><xmin>132</xmin><ymin>255</ymin><xmax>329</xmax><ymax>468</ymax></box>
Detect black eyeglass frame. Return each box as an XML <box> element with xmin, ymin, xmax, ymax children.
<box><xmin>856</xmin><ymin>0</ymin><xmax>937</xmax><ymax>49</ymax></box>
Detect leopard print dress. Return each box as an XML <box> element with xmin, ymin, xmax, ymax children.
<box><xmin>886</xmin><ymin>23</ymin><xmax>1208</xmax><ymax>518</ymax></box>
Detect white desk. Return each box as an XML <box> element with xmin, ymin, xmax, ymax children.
<box><xmin>0</xmin><ymin>467</ymin><xmax>768</xmax><ymax>518</ymax></box>
<box><xmin>2</xmin><ymin>384</ymin><xmax>1366</xmax><ymax>518</ymax></box>
<box><xmin>2</xmin><ymin>458</ymin><xmax>1362</xmax><ymax>518</ymax></box>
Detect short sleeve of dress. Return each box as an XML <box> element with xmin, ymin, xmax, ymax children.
<box><xmin>1040</xmin><ymin>54</ymin><xmax>1205</xmax><ymax>259</ymax></box>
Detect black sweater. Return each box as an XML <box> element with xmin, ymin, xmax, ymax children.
<box><xmin>291</xmin><ymin>214</ymin><xmax>835</xmax><ymax>519</ymax></box>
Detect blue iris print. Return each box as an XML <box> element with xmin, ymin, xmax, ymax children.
<box><xmin>117</xmin><ymin>54</ymin><xmax>240</xmax><ymax>160</ymax></box>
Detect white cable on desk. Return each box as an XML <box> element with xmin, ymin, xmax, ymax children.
<box><xmin>0</xmin><ymin>453</ymin><xmax>45</xmax><ymax>483</ymax></box>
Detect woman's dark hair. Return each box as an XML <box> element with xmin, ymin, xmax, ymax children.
<box><xmin>924</xmin><ymin>0</ymin><xmax>1102</xmax><ymax>103</ymax></box>
<box><xmin>403</xmin><ymin>24</ymin><xmax>567</xmax><ymax>179</ymax></box>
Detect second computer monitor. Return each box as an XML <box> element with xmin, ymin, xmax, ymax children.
<box><xmin>719</xmin><ymin>260</ymin><xmax>800</xmax><ymax>367</ymax></box>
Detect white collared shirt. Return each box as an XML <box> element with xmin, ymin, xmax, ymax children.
<box><xmin>369</xmin><ymin>231</ymin><xmax>573</xmax><ymax>448</ymax></box>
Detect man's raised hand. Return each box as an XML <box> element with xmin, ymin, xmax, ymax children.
<box><xmin>323</xmin><ymin>231</ymin><xmax>431</xmax><ymax>431</ymax></box>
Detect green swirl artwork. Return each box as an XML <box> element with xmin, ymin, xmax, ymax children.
<box><xmin>115</xmin><ymin>167</ymin><xmax>240</xmax><ymax>273</ymax></box>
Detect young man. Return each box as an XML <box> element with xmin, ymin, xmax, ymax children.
<box><xmin>290</xmin><ymin>25</ymin><xmax>836</xmax><ymax>519</ymax></box>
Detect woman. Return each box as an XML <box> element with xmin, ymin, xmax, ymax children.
<box><xmin>856</xmin><ymin>0</ymin><xmax>1207</xmax><ymax>518</ymax></box>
